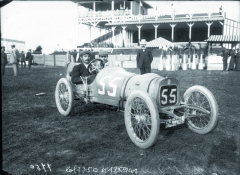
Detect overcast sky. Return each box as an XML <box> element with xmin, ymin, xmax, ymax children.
<box><xmin>1</xmin><ymin>1</ymin><xmax>239</xmax><ymax>54</ymax></box>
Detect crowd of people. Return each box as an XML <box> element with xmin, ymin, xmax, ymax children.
<box><xmin>1</xmin><ymin>45</ymin><xmax>34</xmax><ymax>77</ymax></box>
<box><xmin>221</xmin><ymin>48</ymin><xmax>240</xmax><ymax>71</ymax></box>
<box><xmin>2</xmin><ymin>42</ymin><xmax>239</xmax><ymax>80</ymax></box>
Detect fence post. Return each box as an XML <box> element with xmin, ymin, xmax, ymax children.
<box><xmin>43</xmin><ymin>54</ymin><xmax>45</xmax><ymax>66</ymax></box>
<box><xmin>65</xmin><ymin>53</ymin><xmax>68</xmax><ymax>67</ymax></box>
<box><xmin>54</xmin><ymin>54</ymin><xmax>56</xmax><ymax>66</ymax></box>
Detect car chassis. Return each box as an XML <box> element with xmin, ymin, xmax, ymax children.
<box><xmin>55</xmin><ymin>59</ymin><xmax>219</xmax><ymax>149</ymax></box>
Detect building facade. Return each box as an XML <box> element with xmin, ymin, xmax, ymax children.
<box><xmin>74</xmin><ymin>0</ymin><xmax>239</xmax><ymax>48</ymax></box>
<box><xmin>1</xmin><ymin>38</ymin><xmax>26</xmax><ymax>53</ymax></box>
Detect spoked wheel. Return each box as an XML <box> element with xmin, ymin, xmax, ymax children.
<box><xmin>184</xmin><ymin>85</ymin><xmax>218</xmax><ymax>134</ymax></box>
<box><xmin>55</xmin><ymin>78</ymin><xmax>74</xmax><ymax>116</ymax></box>
<box><xmin>124</xmin><ymin>90</ymin><xmax>160</xmax><ymax>149</ymax></box>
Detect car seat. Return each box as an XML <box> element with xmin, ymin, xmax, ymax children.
<box><xmin>66</xmin><ymin>62</ymin><xmax>81</xmax><ymax>81</ymax></box>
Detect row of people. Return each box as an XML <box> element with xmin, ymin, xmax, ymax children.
<box><xmin>221</xmin><ymin>49</ymin><xmax>240</xmax><ymax>71</ymax></box>
<box><xmin>1</xmin><ymin>45</ymin><xmax>34</xmax><ymax>77</ymax></box>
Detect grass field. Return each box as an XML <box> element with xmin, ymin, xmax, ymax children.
<box><xmin>2</xmin><ymin>65</ymin><xmax>240</xmax><ymax>175</ymax></box>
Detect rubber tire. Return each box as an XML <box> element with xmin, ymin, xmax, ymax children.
<box><xmin>124</xmin><ymin>90</ymin><xmax>160</xmax><ymax>149</ymax></box>
<box><xmin>55</xmin><ymin>78</ymin><xmax>74</xmax><ymax>116</ymax></box>
<box><xmin>184</xmin><ymin>85</ymin><xmax>218</xmax><ymax>134</ymax></box>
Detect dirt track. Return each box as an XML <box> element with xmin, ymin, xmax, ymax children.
<box><xmin>2</xmin><ymin>65</ymin><xmax>240</xmax><ymax>175</ymax></box>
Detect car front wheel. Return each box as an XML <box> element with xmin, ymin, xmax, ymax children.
<box><xmin>55</xmin><ymin>78</ymin><xmax>74</xmax><ymax>116</ymax></box>
<box><xmin>184</xmin><ymin>85</ymin><xmax>218</xmax><ymax>134</ymax></box>
<box><xmin>124</xmin><ymin>90</ymin><xmax>160</xmax><ymax>149</ymax></box>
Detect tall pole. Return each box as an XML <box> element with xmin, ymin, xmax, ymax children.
<box><xmin>111</xmin><ymin>26</ymin><xmax>116</xmax><ymax>46</ymax></box>
<box><xmin>153</xmin><ymin>24</ymin><xmax>159</xmax><ymax>39</ymax></box>
<box><xmin>112</xmin><ymin>0</ymin><xmax>114</xmax><ymax>23</ymax></box>
<box><xmin>93</xmin><ymin>2</ymin><xmax>96</xmax><ymax>42</ymax></box>
<box><xmin>170</xmin><ymin>23</ymin><xmax>176</xmax><ymax>42</ymax></box>
<box><xmin>137</xmin><ymin>25</ymin><xmax>142</xmax><ymax>45</ymax></box>
<box><xmin>89</xmin><ymin>26</ymin><xmax>92</xmax><ymax>42</ymax></box>
<box><xmin>77</xmin><ymin>3</ymin><xmax>79</xmax><ymax>46</ymax></box>
<box><xmin>122</xmin><ymin>26</ymin><xmax>127</xmax><ymax>47</ymax></box>
<box><xmin>206</xmin><ymin>22</ymin><xmax>213</xmax><ymax>38</ymax></box>
<box><xmin>187</xmin><ymin>23</ymin><xmax>194</xmax><ymax>40</ymax></box>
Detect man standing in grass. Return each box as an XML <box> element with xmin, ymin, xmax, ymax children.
<box><xmin>220</xmin><ymin>49</ymin><xmax>229</xmax><ymax>71</ymax></box>
<box><xmin>26</xmin><ymin>49</ymin><xmax>33</xmax><ymax>72</ymax></box>
<box><xmin>1</xmin><ymin>46</ymin><xmax>8</xmax><ymax>77</ymax></box>
<box><xmin>10</xmin><ymin>45</ymin><xmax>20</xmax><ymax>76</ymax></box>
<box><xmin>20</xmin><ymin>51</ymin><xmax>26</xmax><ymax>69</ymax></box>
<box><xmin>136</xmin><ymin>39</ymin><xmax>153</xmax><ymax>75</ymax></box>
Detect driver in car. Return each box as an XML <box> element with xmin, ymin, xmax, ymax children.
<box><xmin>71</xmin><ymin>50</ymin><xmax>96</xmax><ymax>85</ymax></box>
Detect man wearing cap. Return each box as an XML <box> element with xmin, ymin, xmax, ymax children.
<box><xmin>71</xmin><ymin>50</ymin><xmax>96</xmax><ymax>84</ymax></box>
<box><xmin>98</xmin><ymin>50</ymin><xmax>109</xmax><ymax>66</ymax></box>
<box><xmin>1</xmin><ymin>46</ymin><xmax>8</xmax><ymax>76</ymax></box>
<box><xmin>10</xmin><ymin>45</ymin><xmax>20</xmax><ymax>76</ymax></box>
<box><xmin>136</xmin><ymin>39</ymin><xmax>153</xmax><ymax>74</ymax></box>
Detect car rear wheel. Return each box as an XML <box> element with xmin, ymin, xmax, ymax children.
<box><xmin>124</xmin><ymin>90</ymin><xmax>160</xmax><ymax>149</ymax></box>
<box><xmin>55</xmin><ymin>78</ymin><xmax>74</xmax><ymax>116</ymax></box>
<box><xmin>184</xmin><ymin>85</ymin><xmax>218</xmax><ymax>134</ymax></box>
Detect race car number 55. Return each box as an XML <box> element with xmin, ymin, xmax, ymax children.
<box><xmin>98</xmin><ymin>76</ymin><xmax>123</xmax><ymax>97</ymax></box>
<box><xmin>160</xmin><ymin>85</ymin><xmax>177</xmax><ymax>106</ymax></box>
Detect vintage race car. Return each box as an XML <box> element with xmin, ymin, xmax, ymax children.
<box><xmin>55</xmin><ymin>59</ymin><xmax>219</xmax><ymax>149</ymax></box>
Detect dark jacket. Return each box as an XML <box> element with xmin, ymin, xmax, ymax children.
<box><xmin>20</xmin><ymin>52</ymin><xmax>26</xmax><ymax>62</ymax></box>
<box><xmin>1</xmin><ymin>50</ymin><xmax>8</xmax><ymax>65</ymax></box>
<box><xmin>221</xmin><ymin>52</ymin><xmax>228</xmax><ymax>61</ymax></box>
<box><xmin>71</xmin><ymin>63</ymin><xmax>96</xmax><ymax>84</ymax></box>
<box><xmin>136</xmin><ymin>49</ymin><xmax>153</xmax><ymax>69</ymax></box>
<box><xmin>72</xmin><ymin>51</ymin><xmax>77</xmax><ymax>60</ymax></box>
<box><xmin>26</xmin><ymin>52</ymin><xmax>33</xmax><ymax>61</ymax></box>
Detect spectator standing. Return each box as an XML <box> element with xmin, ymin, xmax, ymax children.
<box><xmin>136</xmin><ymin>39</ymin><xmax>153</xmax><ymax>74</ymax></box>
<box><xmin>26</xmin><ymin>49</ymin><xmax>33</xmax><ymax>71</ymax></box>
<box><xmin>10</xmin><ymin>45</ymin><xmax>20</xmax><ymax>76</ymax></box>
<box><xmin>235</xmin><ymin>48</ymin><xmax>240</xmax><ymax>71</ymax></box>
<box><xmin>1</xmin><ymin>46</ymin><xmax>8</xmax><ymax>76</ymax></box>
<box><xmin>72</xmin><ymin>49</ymin><xmax>77</xmax><ymax>62</ymax></box>
<box><xmin>20</xmin><ymin>51</ymin><xmax>26</xmax><ymax>69</ymax></box>
<box><xmin>228</xmin><ymin>49</ymin><xmax>236</xmax><ymax>70</ymax></box>
<box><xmin>220</xmin><ymin>49</ymin><xmax>228</xmax><ymax>71</ymax></box>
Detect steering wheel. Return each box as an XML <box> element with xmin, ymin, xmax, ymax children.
<box><xmin>87</xmin><ymin>58</ymin><xmax>105</xmax><ymax>75</ymax></box>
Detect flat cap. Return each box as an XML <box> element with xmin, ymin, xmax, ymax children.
<box><xmin>80</xmin><ymin>50</ymin><xmax>91</xmax><ymax>57</ymax></box>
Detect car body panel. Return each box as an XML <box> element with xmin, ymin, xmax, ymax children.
<box><xmin>89</xmin><ymin>67</ymin><xmax>135</xmax><ymax>106</ymax></box>
<box><xmin>88</xmin><ymin>66</ymin><xmax>180</xmax><ymax>109</ymax></box>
